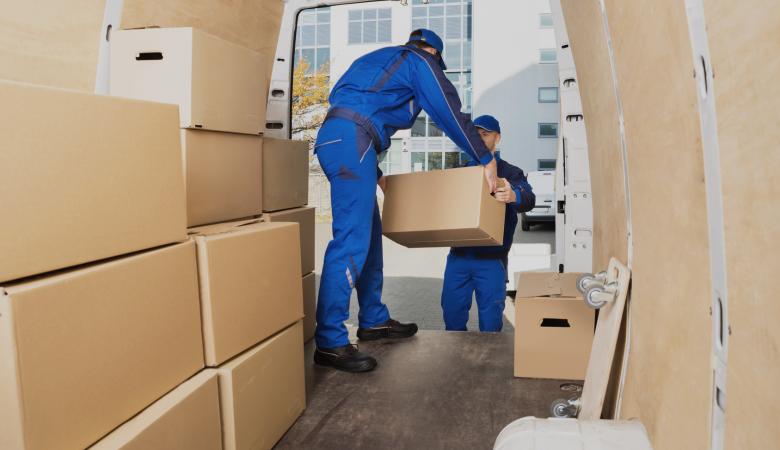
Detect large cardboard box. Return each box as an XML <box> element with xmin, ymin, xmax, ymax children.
<box><xmin>0</xmin><ymin>80</ymin><xmax>186</xmax><ymax>284</ymax></box>
<box><xmin>302</xmin><ymin>272</ymin><xmax>317</xmax><ymax>342</ymax></box>
<box><xmin>263</xmin><ymin>206</ymin><xmax>315</xmax><ymax>274</ymax></box>
<box><xmin>217</xmin><ymin>321</ymin><xmax>306</xmax><ymax>450</ymax></box>
<box><xmin>262</xmin><ymin>138</ymin><xmax>309</xmax><ymax>212</ymax></box>
<box><xmin>382</xmin><ymin>166</ymin><xmax>505</xmax><ymax>248</ymax></box>
<box><xmin>190</xmin><ymin>221</ymin><xmax>303</xmax><ymax>366</ymax></box>
<box><xmin>110</xmin><ymin>27</ymin><xmax>267</xmax><ymax>135</ymax></box>
<box><xmin>514</xmin><ymin>272</ymin><xmax>595</xmax><ymax>380</ymax></box>
<box><xmin>0</xmin><ymin>242</ymin><xmax>204</xmax><ymax>450</ymax></box>
<box><xmin>89</xmin><ymin>370</ymin><xmax>222</xmax><ymax>450</ymax></box>
<box><xmin>182</xmin><ymin>129</ymin><xmax>263</xmax><ymax>227</ymax></box>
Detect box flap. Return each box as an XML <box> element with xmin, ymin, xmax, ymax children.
<box><xmin>515</xmin><ymin>272</ymin><xmax>584</xmax><ymax>299</ymax></box>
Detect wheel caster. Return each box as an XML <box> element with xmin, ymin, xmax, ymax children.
<box><xmin>584</xmin><ymin>281</ymin><xmax>618</xmax><ymax>309</ymax></box>
<box><xmin>550</xmin><ymin>398</ymin><xmax>576</xmax><ymax>418</ymax></box>
<box><xmin>576</xmin><ymin>271</ymin><xmax>608</xmax><ymax>294</ymax></box>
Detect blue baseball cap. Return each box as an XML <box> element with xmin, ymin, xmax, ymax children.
<box><xmin>408</xmin><ymin>29</ymin><xmax>447</xmax><ymax>70</ymax></box>
<box><xmin>473</xmin><ymin>115</ymin><xmax>501</xmax><ymax>134</ymax></box>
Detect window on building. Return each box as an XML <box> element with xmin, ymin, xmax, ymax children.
<box><xmin>445</xmin><ymin>151</ymin><xmax>460</xmax><ymax>169</ymax></box>
<box><xmin>538</xmin><ymin>123</ymin><xmax>559</xmax><ymax>138</ymax></box>
<box><xmin>538</xmin><ymin>159</ymin><xmax>557</xmax><ymax>170</ymax></box>
<box><xmin>348</xmin><ymin>8</ymin><xmax>392</xmax><ymax>45</ymax></box>
<box><xmin>412</xmin><ymin>152</ymin><xmax>426</xmax><ymax>172</ymax></box>
<box><xmin>295</xmin><ymin>7</ymin><xmax>331</xmax><ymax>73</ymax></box>
<box><xmin>539</xmin><ymin>13</ymin><xmax>554</xmax><ymax>28</ymax></box>
<box><xmin>539</xmin><ymin>49</ymin><xmax>557</xmax><ymax>64</ymax></box>
<box><xmin>411</xmin><ymin>0</ymin><xmax>472</xmax><ymax>72</ymax></box>
<box><xmin>538</xmin><ymin>87</ymin><xmax>559</xmax><ymax>103</ymax></box>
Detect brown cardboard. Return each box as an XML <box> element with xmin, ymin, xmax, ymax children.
<box><xmin>217</xmin><ymin>321</ymin><xmax>306</xmax><ymax>450</ymax></box>
<box><xmin>302</xmin><ymin>272</ymin><xmax>317</xmax><ymax>342</ymax></box>
<box><xmin>110</xmin><ymin>27</ymin><xmax>268</xmax><ymax>135</ymax></box>
<box><xmin>514</xmin><ymin>272</ymin><xmax>593</xmax><ymax>380</ymax></box>
<box><xmin>120</xmin><ymin>0</ymin><xmax>284</xmax><ymax>82</ymax></box>
<box><xmin>0</xmin><ymin>2</ymin><xmax>104</xmax><ymax>91</ymax></box>
<box><xmin>192</xmin><ymin>221</ymin><xmax>303</xmax><ymax>366</ymax></box>
<box><xmin>89</xmin><ymin>370</ymin><xmax>222</xmax><ymax>450</ymax></box>
<box><xmin>182</xmin><ymin>129</ymin><xmax>263</xmax><ymax>227</ymax></box>
<box><xmin>382</xmin><ymin>166</ymin><xmax>505</xmax><ymax>248</ymax></box>
<box><xmin>0</xmin><ymin>242</ymin><xmax>204</xmax><ymax>450</ymax></box>
<box><xmin>0</xmin><ymin>80</ymin><xmax>187</xmax><ymax>284</ymax></box>
<box><xmin>262</xmin><ymin>138</ymin><xmax>310</xmax><ymax>212</ymax></box>
<box><xmin>263</xmin><ymin>207</ymin><xmax>316</xmax><ymax>275</ymax></box>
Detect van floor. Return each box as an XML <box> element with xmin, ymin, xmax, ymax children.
<box><xmin>274</xmin><ymin>330</ymin><xmax>575</xmax><ymax>450</ymax></box>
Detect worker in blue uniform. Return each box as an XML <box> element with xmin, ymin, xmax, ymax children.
<box><xmin>440</xmin><ymin>115</ymin><xmax>536</xmax><ymax>332</ymax></box>
<box><xmin>313</xmin><ymin>29</ymin><xmax>499</xmax><ymax>373</ymax></box>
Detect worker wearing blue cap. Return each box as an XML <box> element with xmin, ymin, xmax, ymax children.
<box><xmin>440</xmin><ymin>115</ymin><xmax>536</xmax><ymax>332</ymax></box>
<box><xmin>313</xmin><ymin>29</ymin><xmax>499</xmax><ymax>373</ymax></box>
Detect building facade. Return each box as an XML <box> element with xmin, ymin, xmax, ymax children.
<box><xmin>294</xmin><ymin>0</ymin><xmax>558</xmax><ymax>176</ymax></box>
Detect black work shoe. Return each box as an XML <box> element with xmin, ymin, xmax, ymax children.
<box><xmin>314</xmin><ymin>344</ymin><xmax>377</xmax><ymax>373</ymax></box>
<box><xmin>357</xmin><ymin>318</ymin><xmax>419</xmax><ymax>341</ymax></box>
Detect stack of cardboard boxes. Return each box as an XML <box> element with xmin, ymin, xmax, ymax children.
<box><xmin>104</xmin><ymin>26</ymin><xmax>310</xmax><ymax>450</ymax></box>
<box><xmin>261</xmin><ymin>137</ymin><xmax>315</xmax><ymax>343</ymax></box>
<box><xmin>0</xmin><ymin>26</ymin><xmax>310</xmax><ymax>450</ymax></box>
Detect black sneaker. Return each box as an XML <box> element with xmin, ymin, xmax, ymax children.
<box><xmin>357</xmin><ymin>318</ymin><xmax>419</xmax><ymax>341</ymax></box>
<box><xmin>314</xmin><ymin>344</ymin><xmax>377</xmax><ymax>373</ymax></box>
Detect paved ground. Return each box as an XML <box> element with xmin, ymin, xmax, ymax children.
<box><xmin>314</xmin><ymin>217</ymin><xmax>555</xmax><ymax>332</ymax></box>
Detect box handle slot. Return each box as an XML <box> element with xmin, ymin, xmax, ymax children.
<box><xmin>540</xmin><ymin>318</ymin><xmax>570</xmax><ymax>328</ymax></box>
<box><xmin>136</xmin><ymin>52</ymin><xmax>163</xmax><ymax>61</ymax></box>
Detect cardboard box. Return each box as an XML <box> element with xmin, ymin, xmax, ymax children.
<box><xmin>191</xmin><ymin>221</ymin><xmax>303</xmax><ymax>366</ymax></box>
<box><xmin>0</xmin><ymin>80</ymin><xmax>186</xmax><ymax>284</ymax></box>
<box><xmin>110</xmin><ymin>27</ymin><xmax>268</xmax><ymax>135</ymax></box>
<box><xmin>0</xmin><ymin>242</ymin><xmax>204</xmax><ymax>450</ymax></box>
<box><xmin>302</xmin><ymin>272</ymin><xmax>317</xmax><ymax>342</ymax></box>
<box><xmin>89</xmin><ymin>370</ymin><xmax>222</xmax><ymax>450</ymax></box>
<box><xmin>513</xmin><ymin>272</ymin><xmax>594</xmax><ymax>380</ymax></box>
<box><xmin>382</xmin><ymin>166</ymin><xmax>505</xmax><ymax>248</ymax></box>
<box><xmin>263</xmin><ymin>206</ymin><xmax>315</xmax><ymax>274</ymax></box>
<box><xmin>262</xmin><ymin>138</ymin><xmax>309</xmax><ymax>212</ymax></box>
<box><xmin>217</xmin><ymin>321</ymin><xmax>306</xmax><ymax>450</ymax></box>
<box><xmin>182</xmin><ymin>129</ymin><xmax>263</xmax><ymax>227</ymax></box>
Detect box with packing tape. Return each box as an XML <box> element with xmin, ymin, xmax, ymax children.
<box><xmin>513</xmin><ymin>272</ymin><xmax>595</xmax><ymax>380</ymax></box>
<box><xmin>189</xmin><ymin>220</ymin><xmax>303</xmax><ymax>366</ymax></box>
<box><xmin>382</xmin><ymin>166</ymin><xmax>505</xmax><ymax>248</ymax></box>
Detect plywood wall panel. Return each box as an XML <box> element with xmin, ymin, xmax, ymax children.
<box><xmin>560</xmin><ymin>0</ymin><xmax>628</xmax><ymax>270</ymax></box>
<box><xmin>121</xmin><ymin>0</ymin><xmax>284</xmax><ymax>78</ymax></box>
<box><xmin>602</xmin><ymin>1</ymin><xmax>713</xmax><ymax>449</ymax></box>
<box><xmin>0</xmin><ymin>1</ymin><xmax>106</xmax><ymax>91</ymax></box>
<box><xmin>704</xmin><ymin>1</ymin><xmax>780</xmax><ymax>448</ymax></box>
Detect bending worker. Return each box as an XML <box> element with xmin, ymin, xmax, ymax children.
<box><xmin>314</xmin><ymin>29</ymin><xmax>498</xmax><ymax>373</ymax></box>
<box><xmin>441</xmin><ymin>115</ymin><xmax>536</xmax><ymax>332</ymax></box>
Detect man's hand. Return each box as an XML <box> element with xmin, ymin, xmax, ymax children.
<box><xmin>377</xmin><ymin>176</ymin><xmax>387</xmax><ymax>193</ymax></box>
<box><xmin>494</xmin><ymin>178</ymin><xmax>516</xmax><ymax>204</ymax></box>
<box><xmin>484</xmin><ymin>158</ymin><xmax>498</xmax><ymax>193</ymax></box>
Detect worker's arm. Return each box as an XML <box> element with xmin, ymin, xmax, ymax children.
<box><xmin>499</xmin><ymin>163</ymin><xmax>536</xmax><ymax>213</ymax></box>
<box><xmin>406</xmin><ymin>48</ymin><xmax>495</xmax><ymax>167</ymax></box>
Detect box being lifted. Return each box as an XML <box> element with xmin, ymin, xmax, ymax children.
<box><xmin>110</xmin><ymin>27</ymin><xmax>268</xmax><ymax>135</ymax></box>
<box><xmin>382</xmin><ymin>166</ymin><xmax>505</xmax><ymax>248</ymax></box>
<box><xmin>513</xmin><ymin>272</ymin><xmax>595</xmax><ymax>380</ymax></box>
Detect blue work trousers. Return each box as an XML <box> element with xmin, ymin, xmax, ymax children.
<box><xmin>441</xmin><ymin>253</ymin><xmax>507</xmax><ymax>332</ymax></box>
<box><xmin>314</xmin><ymin>118</ymin><xmax>390</xmax><ymax>349</ymax></box>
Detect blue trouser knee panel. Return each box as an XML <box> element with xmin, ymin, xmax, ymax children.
<box><xmin>441</xmin><ymin>253</ymin><xmax>506</xmax><ymax>332</ymax></box>
<box><xmin>314</xmin><ymin>118</ymin><xmax>390</xmax><ymax>349</ymax></box>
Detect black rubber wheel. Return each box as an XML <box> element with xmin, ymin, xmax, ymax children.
<box><xmin>521</xmin><ymin>220</ymin><xmax>531</xmax><ymax>232</ymax></box>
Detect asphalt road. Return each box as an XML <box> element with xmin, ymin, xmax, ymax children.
<box><xmin>313</xmin><ymin>218</ymin><xmax>555</xmax><ymax>333</ymax></box>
